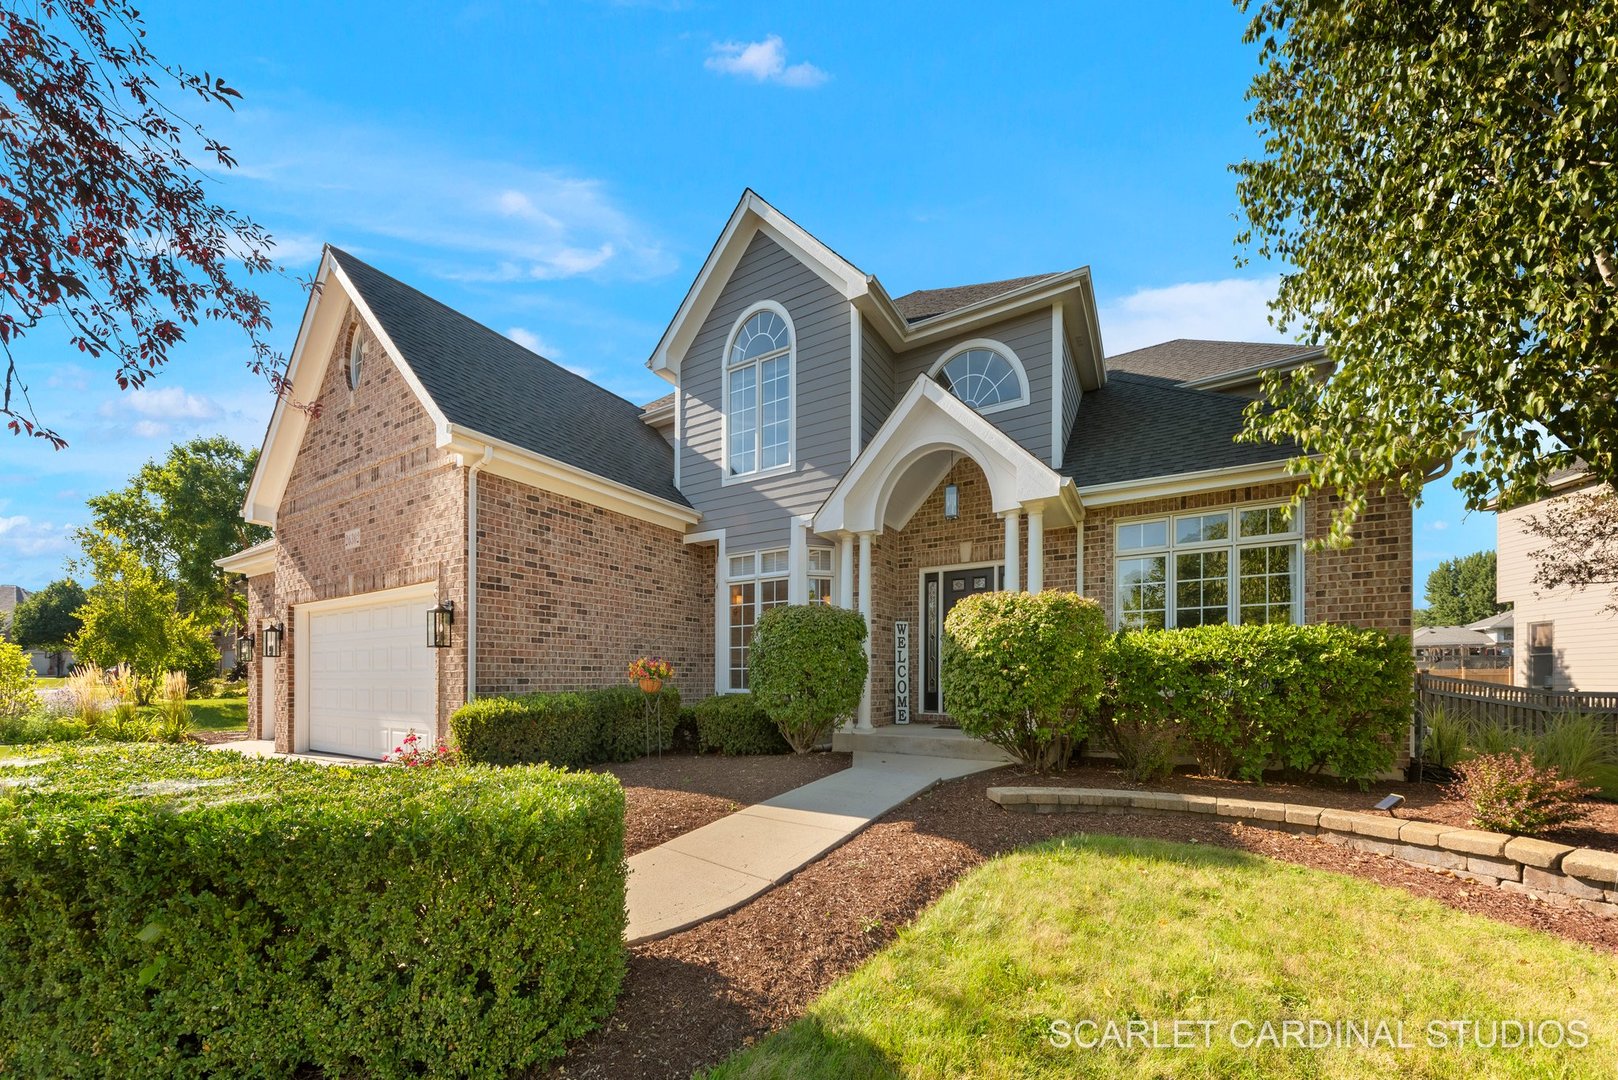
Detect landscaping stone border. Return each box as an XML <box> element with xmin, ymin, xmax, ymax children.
<box><xmin>987</xmin><ymin>787</ymin><xmax>1618</xmax><ymax>918</ymax></box>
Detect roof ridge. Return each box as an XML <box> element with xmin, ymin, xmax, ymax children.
<box><xmin>327</xmin><ymin>246</ymin><xmax>644</xmax><ymax>420</ymax></box>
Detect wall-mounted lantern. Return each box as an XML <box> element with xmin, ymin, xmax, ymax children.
<box><xmin>261</xmin><ymin>621</ymin><xmax>284</xmax><ymax>658</ymax></box>
<box><xmin>428</xmin><ymin>600</ymin><xmax>454</xmax><ymax>648</ymax></box>
<box><xmin>943</xmin><ymin>483</ymin><xmax>960</xmax><ymax>521</ymax></box>
<box><xmin>238</xmin><ymin>632</ymin><xmax>256</xmax><ymax>665</ymax></box>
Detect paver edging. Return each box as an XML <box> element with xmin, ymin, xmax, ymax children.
<box><xmin>985</xmin><ymin>786</ymin><xmax>1616</xmax><ymax>915</ymax></box>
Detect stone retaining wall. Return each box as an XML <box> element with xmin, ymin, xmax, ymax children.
<box><xmin>989</xmin><ymin>786</ymin><xmax>1618</xmax><ymax>918</ymax></box>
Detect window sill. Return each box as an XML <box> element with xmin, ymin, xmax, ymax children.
<box><xmin>721</xmin><ymin>462</ymin><xmax>796</xmax><ymax>487</ymax></box>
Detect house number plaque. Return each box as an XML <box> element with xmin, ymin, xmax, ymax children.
<box><xmin>894</xmin><ymin>620</ymin><xmax>911</xmax><ymax>725</ymax></box>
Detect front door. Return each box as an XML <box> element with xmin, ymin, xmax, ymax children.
<box><xmin>921</xmin><ymin>565</ymin><xmax>1003</xmax><ymax>714</ymax></box>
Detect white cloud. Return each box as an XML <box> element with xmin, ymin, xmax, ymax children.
<box><xmin>46</xmin><ymin>364</ymin><xmax>91</xmax><ymax>392</ymax></box>
<box><xmin>706</xmin><ymin>35</ymin><xmax>828</xmax><ymax>88</ymax></box>
<box><xmin>118</xmin><ymin>386</ymin><xmax>223</xmax><ymax>421</ymax></box>
<box><xmin>0</xmin><ymin>514</ymin><xmax>74</xmax><ymax>559</ymax></box>
<box><xmin>227</xmin><ymin>111</ymin><xmax>674</xmax><ymax>284</ymax></box>
<box><xmin>1098</xmin><ymin>276</ymin><xmax>1292</xmax><ymax>356</ymax></box>
<box><xmin>505</xmin><ymin>327</ymin><xmax>562</xmax><ymax>358</ymax></box>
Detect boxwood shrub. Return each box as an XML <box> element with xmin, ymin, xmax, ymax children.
<box><xmin>449</xmin><ymin>686</ymin><xmax>680</xmax><ymax>766</ymax></box>
<box><xmin>942</xmin><ymin>591</ymin><xmax>1108</xmax><ymax>772</ymax></box>
<box><xmin>0</xmin><ymin>742</ymin><xmax>626</xmax><ymax>1079</ymax></box>
<box><xmin>749</xmin><ymin>605</ymin><xmax>868</xmax><ymax>753</ymax></box>
<box><xmin>1096</xmin><ymin>623</ymin><xmax>1414</xmax><ymax>784</ymax></box>
<box><xmin>693</xmin><ymin>693</ymin><xmax>791</xmax><ymax>755</ymax></box>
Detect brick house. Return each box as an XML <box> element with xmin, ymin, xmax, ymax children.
<box><xmin>222</xmin><ymin>191</ymin><xmax>1412</xmax><ymax>758</ymax></box>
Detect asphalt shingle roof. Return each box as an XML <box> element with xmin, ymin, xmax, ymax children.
<box><xmin>330</xmin><ymin>248</ymin><xmax>689</xmax><ymax>508</ymax></box>
<box><xmin>891</xmin><ymin>273</ymin><xmax>1064</xmax><ymax>324</ymax></box>
<box><xmin>1060</xmin><ymin>373</ymin><xmax>1302</xmax><ymax>488</ymax></box>
<box><xmin>1105</xmin><ymin>339</ymin><xmax>1318</xmax><ymax>384</ymax></box>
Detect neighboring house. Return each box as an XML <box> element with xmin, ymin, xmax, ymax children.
<box><xmin>221</xmin><ymin>190</ymin><xmax>1412</xmax><ymax>759</ymax></box>
<box><xmin>1466</xmin><ymin>609</ymin><xmax>1514</xmax><ymax>649</ymax></box>
<box><xmin>1496</xmin><ymin>465</ymin><xmax>1617</xmax><ymax>691</ymax></box>
<box><xmin>1412</xmin><ymin>624</ymin><xmax>1510</xmax><ymax>683</ymax></box>
<box><xmin>0</xmin><ymin>585</ymin><xmax>70</xmax><ymax>677</ymax></box>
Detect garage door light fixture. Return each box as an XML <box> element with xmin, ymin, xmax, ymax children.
<box><xmin>428</xmin><ymin>600</ymin><xmax>454</xmax><ymax>648</ymax></box>
<box><xmin>239</xmin><ymin>632</ymin><xmax>256</xmax><ymax>664</ymax></box>
<box><xmin>261</xmin><ymin>621</ymin><xmax>284</xmax><ymax>658</ymax></box>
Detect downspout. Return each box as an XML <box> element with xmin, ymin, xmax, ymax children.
<box><xmin>466</xmin><ymin>446</ymin><xmax>494</xmax><ymax>706</ymax></box>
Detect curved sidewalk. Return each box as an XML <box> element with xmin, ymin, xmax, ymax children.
<box><xmin>625</xmin><ymin>749</ymin><xmax>1001</xmax><ymax>943</ymax></box>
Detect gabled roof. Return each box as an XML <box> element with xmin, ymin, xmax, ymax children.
<box><xmin>1414</xmin><ymin>625</ymin><xmax>1496</xmax><ymax>649</ymax></box>
<box><xmin>1060</xmin><ymin>373</ymin><xmax>1302</xmax><ymax>490</ymax></box>
<box><xmin>1106</xmin><ymin>339</ymin><xmax>1319</xmax><ymax>384</ymax></box>
<box><xmin>1467</xmin><ymin>610</ymin><xmax>1515</xmax><ymax>632</ymax></box>
<box><xmin>329</xmin><ymin>249</ymin><xmax>688</xmax><ymax>508</ymax></box>
<box><xmin>892</xmin><ymin>274</ymin><xmax>1064</xmax><ymax>324</ymax></box>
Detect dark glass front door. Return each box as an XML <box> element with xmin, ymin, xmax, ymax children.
<box><xmin>922</xmin><ymin>566</ymin><xmax>1002</xmax><ymax>714</ymax></box>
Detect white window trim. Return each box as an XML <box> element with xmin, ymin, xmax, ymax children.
<box><xmin>927</xmin><ymin>337</ymin><xmax>1031</xmax><ymax>416</ymax></box>
<box><xmin>1111</xmin><ymin>500</ymin><xmax>1306</xmax><ymax>630</ymax></box>
<box><xmin>721</xmin><ymin>300</ymin><xmax>798</xmax><ymax>487</ymax></box>
<box><xmin>724</xmin><ymin>544</ymin><xmax>836</xmax><ymax>691</ymax></box>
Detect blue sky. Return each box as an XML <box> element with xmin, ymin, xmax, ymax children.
<box><xmin>0</xmin><ymin>0</ymin><xmax>1490</xmax><ymax>592</ymax></box>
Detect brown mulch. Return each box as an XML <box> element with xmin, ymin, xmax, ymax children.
<box><xmin>549</xmin><ymin>761</ymin><xmax>1618</xmax><ymax>1080</ymax></box>
<box><xmin>189</xmin><ymin>730</ymin><xmax>248</xmax><ymax>745</ymax></box>
<box><xmin>595</xmin><ymin>752</ymin><xmax>851</xmax><ymax>856</ymax></box>
<box><xmin>993</xmin><ymin>761</ymin><xmax>1618</xmax><ymax>854</ymax></box>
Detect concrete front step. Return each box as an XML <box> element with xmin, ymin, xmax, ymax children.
<box><xmin>832</xmin><ymin>724</ymin><xmax>1014</xmax><ymax>763</ymax></box>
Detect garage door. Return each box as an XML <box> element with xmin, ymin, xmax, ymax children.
<box><xmin>306</xmin><ymin>592</ymin><xmax>435</xmax><ymax>758</ymax></box>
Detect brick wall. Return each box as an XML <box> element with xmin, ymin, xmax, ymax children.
<box><xmin>475</xmin><ymin>472</ymin><xmax>715</xmax><ymax>700</ymax></box>
<box><xmin>262</xmin><ymin>309</ymin><xmax>468</xmax><ymax>750</ymax></box>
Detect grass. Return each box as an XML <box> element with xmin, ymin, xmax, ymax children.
<box><xmin>182</xmin><ymin>696</ymin><xmax>248</xmax><ymax>733</ymax></box>
<box><xmin>31</xmin><ymin>676</ymin><xmax>68</xmax><ymax>687</ymax></box>
<box><xmin>706</xmin><ymin>836</ymin><xmax>1618</xmax><ymax>1079</ymax></box>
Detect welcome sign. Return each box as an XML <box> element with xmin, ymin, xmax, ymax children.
<box><xmin>894</xmin><ymin>620</ymin><xmax>911</xmax><ymax>724</ymax></box>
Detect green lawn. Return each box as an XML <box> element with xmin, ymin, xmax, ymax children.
<box><xmin>706</xmin><ymin>836</ymin><xmax>1618</xmax><ymax>1079</ymax></box>
<box><xmin>181</xmin><ymin>697</ymin><xmax>248</xmax><ymax>733</ymax></box>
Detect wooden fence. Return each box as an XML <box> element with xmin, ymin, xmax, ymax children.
<box><xmin>1416</xmin><ymin>672</ymin><xmax>1618</xmax><ymax>736</ymax></box>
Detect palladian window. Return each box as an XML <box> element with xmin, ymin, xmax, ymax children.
<box><xmin>727</xmin><ymin>307</ymin><xmax>793</xmax><ymax>477</ymax></box>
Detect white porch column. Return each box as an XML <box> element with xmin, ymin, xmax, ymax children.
<box><xmin>1026</xmin><ymin>509</ymin><xmax>1044</xmax><ymax>593</ymax></box>
<box><xmin>837</xmin><ymin>536</ymin><xmax>855</xmax><ymax>608</ymax></box>
<box><xmin>856</xmin><ymin>531</ymin><xmax>874</xmax><ymax>729</ymax></box>
<box><xmin>1002</xmin><ymin>510</ymin><xmax>1021</xmax><ymax>592</ymax></box>
<box><xmin>787</xmin><ymin>515</ymin><xmax>809</xmax><ymax>605</ymax></box>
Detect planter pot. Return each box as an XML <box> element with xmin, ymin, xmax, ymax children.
<box><xmin>639</xmin><ymin>678</ymin><xmax>663</xmax><ymax>694</ymax></box>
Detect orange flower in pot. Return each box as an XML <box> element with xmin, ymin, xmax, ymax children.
<box><xmin>627</xmin><ymin>655</ymin><xmax>675</xmax><ymax>694</ymax></box>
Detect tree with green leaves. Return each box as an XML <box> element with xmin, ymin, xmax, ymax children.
<box><xmin>1418</xmin><ymin>551</ymin><xmax>1505</xmax><ymax>627</ymax></box>
<box><xmin>71</xmin><ymin>533</ymin><xmax>216</xmax><ymax>689</ymax></box>
<box><xmin>1234</xmin><ymin>1</ymin><xmax>1617</xmax><ymax>541</ymax></box>
<box><xmin>85</xmin><ymin>436</ymin><xmax>267</xmax><ymax>623</ymax></box>
<box><xmin>8</xmin><ymin>578</ymin><xmax>85</xmax><ymax>676</ymax></box>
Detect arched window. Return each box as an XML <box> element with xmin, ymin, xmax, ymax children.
<box><xmin>931</xmin><ymin>341</ymin><xmax>1027</xmax><ymax>413</ymax></box>
<box><xmin>726</xmin><ymin>304</ymin><xmax>794</xmax><ymax>477</ymax></box>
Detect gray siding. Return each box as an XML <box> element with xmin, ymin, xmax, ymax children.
<box><xmin>889</xmin><ymin>309</ymin><xmax>1054</xmax><ymax>464</ymax></box>
<box><xmin>679</xmin><ymin>232</ymin><xmax>852</xmax><ymax>550</ymax></box>
<box><xmin>860</xmin><ymin>316</ymin><xmax>896</xmax><ymax>448</ymax></box>
<box><xmin>1061</xmin><ymin>329</ymin><xmax>1081</xmax><ymax>455</ymax></box>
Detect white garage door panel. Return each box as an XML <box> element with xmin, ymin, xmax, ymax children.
<box><xmin>307</xmin><ymin>594</ymin><xmax>434</xmax><ymax>758</ymax></box>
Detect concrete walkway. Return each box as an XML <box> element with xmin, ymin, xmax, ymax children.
<box><xmin>206</xmin><ymin>739</ymin><xmax>383</xmax><ymax>767</ymax></box>
<box><xmin>625</xmin><ymin>748</ymin><xmax>1000</xmax><ymax>943</ymax></box>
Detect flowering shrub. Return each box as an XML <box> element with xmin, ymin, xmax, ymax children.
<box><xmin>627</xmin><ymin>656</ymin><xmax>675</xmax><ymax>684</ymax></box>
<box><xmin>385</xmin><ymin>730</ymin><xmax>460</xmax><ymax>767</ymax></box>
<box><xmin>1445</xmin><ymin>749</ymin><xmax>1595</xmax><ymax>836</ymax></box>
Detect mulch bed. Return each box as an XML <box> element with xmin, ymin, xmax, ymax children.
<box><xmin>548</xmin><ymin>760</ymin><xmax>1618</xmax><ymax>1080</ymax></box>
<box><xmin>595</xmin><ymin>752</ymin><xmax>851</xmax><ymax>857</ymax></box>
<box><xmin>189</xmin><ymin>730</ymin><xmax>247</xmax><ymax>745</ymax></box>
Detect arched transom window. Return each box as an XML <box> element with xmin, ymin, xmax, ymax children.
<box><xmin>727</xmin><ymin>306</ymin><xmax>793</xmax><ymax>476</ymax></box>
<box><xmin>933</xmin><ymin>343</ymin><xmax>1026</xmax><ymax>413</ymax></box>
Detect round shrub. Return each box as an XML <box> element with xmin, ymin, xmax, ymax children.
<box><xmin>749</xmin><ymin>604</ymin><xmax>869</xmax><ymax>753</ymax></box>
<box><xmin>942</xmin><ymin>591</ymin><xmax>1107</xmax><ymax>772</ymax></box>
<box><xmin>693</xmin><ymin>693</ymin><xmax>791</xmax><ymax>755</ymax></box>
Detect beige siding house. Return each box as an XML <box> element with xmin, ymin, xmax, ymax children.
<box><xmin>1497</xmin><ymin>470</ymin><xmax>1618</xmax><ymax>691</ymax></box>
<box><xmin>221</xmin><ymin>190</ymin><xmax>1414</xmax><ymax>758</ymax></box>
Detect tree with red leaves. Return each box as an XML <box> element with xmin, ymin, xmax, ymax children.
<box><xmin>0</xmin><ymin>0</ymin><xmax>285</xmax><ymax>448</ymax></box>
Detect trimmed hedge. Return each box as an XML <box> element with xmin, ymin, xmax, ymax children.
<box><xmin>750</xmin><ymin>605</ymin><xmax>868</xmax><ymax>753</ymax></box>
<box><xmin>942</xmin><ymin>591</ymin><xmax>1108</xmax><ymax>772</ymax></box>
<box><xmin>1098</xmin><ymin>623</ymin><xmax>1415</xmax><ymax>784</ymax></box>
<box><xmin>693</xmin><ymin>693</ymin><xmax>791</xmax><ymax>755</ymax></box>
<box><xmin>0</xmin><ymin>743</ymin><xmax>626</xmax><ymax>1078</ymax></box>
<box><xmin>449</xmin><ymin>686</ymin><xmax>680</xmax><ymax>766</ymax></box>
